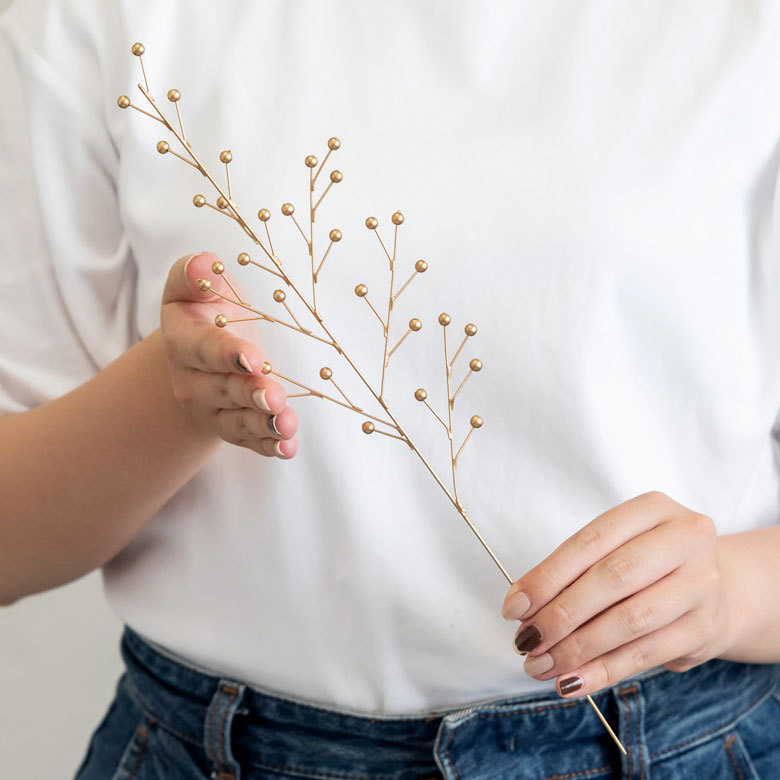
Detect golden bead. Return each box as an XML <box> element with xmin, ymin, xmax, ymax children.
<box><xmin>415</xmin><ymin>259</ymin><xmax>428</xmax><ymax>273</ymax></box>
<box><xmin>327</xmin><ymin>137</ymin><xmax>341</xmax><ymax>150</ymax></box>
<box><xmin>216</xmin><ymin>196</ymin><xmax>229</xmax><ymax>210</ymax></box>
<box><xmin>391</xmin><ymin>211</ymin><xmax>404</xmax><ymax>225</ymax></box>
<box><xmin>354</xmin><ymin>284</ymin><xmax>368</xmax><ymax>297</ymax></box>
<box><xmin>117</xmin><ymin>95</ymin><xmax>131</xmax><ymax>109</ymax></box>
<box><xmin>196</xmin><ymin>278</ymin><xmax>212</xmax><ymax>291</ymax></box>
<box><xmin>414</xmin><ymin>388</ymin><xmax>428</xmax><ymax>402</ymax></box>
<box><xmin>319</xmin><ymin>367</ymin><xmax>333</xmax><ymax>380</ymax></box>
<box><xmin>215</xmin><ymin>314</ymin><xmax>228</xmax><ymax>328</ymax></box>
<box><xmin>470</xmin><ymin>415</ymin><xmax>483</xmax><ymax>429</ymax></box>
<box><xmin>281</xmin><ymin>203</ymin><xmax>295</xmax><ymax>216</ymax></box>
<box><xmin>330</xmin><ymin>170</ymin><xmax>343</xmax><ymax>183</ymax></box>
<box><xmin>262</xmin><ymin>361</ymin><xmax>273</xmax><ymax>375</ymax></box>
<box><xmin>131</xmin><ymin>42</ymin><xmax>145</xmax><ymax>56</ymax></box>
<box><xmin>272</xmin><ymin>289</ymin><xmax>286</xmax><ymax>303</ymax></box>
<box><xmin>362</xmin><ymin>421</ymin><xmax>375</xmax><ymax>434</ymax></box>
<box><xmin>211</xmin><ymin>261</ymin><xmax>225</xmax><ymax>275</ymax></box>
<box><xmin>464</xmin><ymin>323</ymin><xmax>478</xmax><ymax>337</ymax></box>
<box><xmin>219</xmin><ymin>150</ymin><xmax>233</xmax><ymax>164</ymax></box>
<box><xmin>438</xmin><ymin>312</ymin><xmax>451</xmax><ymax>326</ymax></box>
<box><xmin>409</xmin><ymin>318</ymin><xmax>422</xmax><ymax>332</ymax></box>
<box><xmin>156</xmin><ymin>140</ymin><xmax>169</xmax><ymax>154</ymax></box>
<box><xmin>167</xmin><ymin>89</ymin><xmax>181</xmax><ymax>102</ymax></box>
<box><xmin>305</xmin><ymin>155</ymin><xmax>318</xmax><ymax>168</ymax></box>
<box><xmin>469</xmin><ymin>358</ymin><xmax>483</xmax><ymax>372</ymax></box>
<box><xmin>193</xmin><ymin>194</ymin><xmax>206</xmax><ymax>207</ymax></box>
<box><xmin>329</xmin><ymin>229</ymin><xmax>342</xmax><ymax>242</ymax></box>
<box><xmin>237</xmin><ymin>252</ymin><xmax>250</xmax><ymax>266</ymax></box>
<box><xmin>365</xmin><ymin>217</ymin><xmax>378</xmax><ymax>230</ymax></box>
<box><xmin>257</xmin><ymin>208</ymin><xmax>271</xmax><ymax>222</ymax></box>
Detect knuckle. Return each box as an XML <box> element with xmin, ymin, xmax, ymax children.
<box><xmin>688</xmin><ymin>512</ymin><xmax>716</xmax><ymax>541</ymax></box>
<box><xmin>577</xmin><ymin>525</ymin><xmax>603</xmax><ymax>557</ymax></box>
<box><xmin>626</xmin><ymin>643</ymin><xmax>649</xmax><ymax>671</ymax></box>
<box><xmin>537</xmin><ymin>563</ymin><xmax>561</xmax><ymax>592</ymax></box>
<box><xmin>551</xmin><ymin>598</ymin><xmax>578</xmax><ymax>632</ymax></box>
<box><xmin>560</xmin><ymin>632</ymin><xmax>588</xmax><ymax>668</ymax></box>
<box><xmin>622</xmin><ymin>602</ymin><xmax>654</xmax><ymax>636</ymax></box>
<box><xmin>593</xmin><ymin>656</ymin><xmax>612</xmax><ymax>687</ymax></box>
<box><xmin>598</xmin><ymin>555</ymin><xmax>637</xmax><ymax>590</ymax></box>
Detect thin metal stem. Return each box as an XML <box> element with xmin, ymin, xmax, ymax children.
<box><xmin>449</xmin><ymin>335</ymin><xmax>469</xmax><ymax>367</ymax></box>
<box><xmin>281</xmin><ymin>301</ymin><xmax>309</xmax><ymax>333</ymax></box>
<box><xmin>312</xmin><ymin>148</ymin><xmax>333</xmax><ymax>186</ymax></box>
<box><xmin>362</xmin><ymin>296</ymin><xmax>387</xmax><ymax>331</ymax></box>
<box><xmin>374</xmin><ymin>230</ymin><xmax>393</xmax><ymax>268</ymax></box>
<box><xmin>225</xmin><ymin>162</ymin><xmax>232</xmax><ymax>200</ymax></box>
<box><xmin>387</xmin><ymin>328</ymin><xmax>411</xmax><ymax>359</ymax></box>
<box><xmin>454</xmin><ymin>427</ymin><xmax>475</xmax><ymax>465</ymax></box>
<box><xmin>313</xmin><ymin>181</ymin><xmax>334</xmax><ymax>212</ymax></box>
<box><xmin>422</xmin><ymin>399</ymin><xmax>450</xmax><ymax>433</ymax></box>
<box><xmin>392</xmin><ymin>269</ymin><xmax>418</xmax><ymax>303</ymax></box>
<box><xmin>314</xmin><ymin>240</ymin><xmax>335</xmax><ymax>280</ymax></box>
<box><xmin>451</xmin><ymin>370</ymin><xmax>473</xmax><ymax>407</ymax></box>
<box><xmin>328</xmin><ymin>378</ymin><xmax>360</xmax><ymax>410</ymax></box>
<box><xmin>128</xmin><ymin>102</ymin><xmax>165</xmax><ymax>123</ymax></box>
<box><xmin>443</xmin><ymin>326</ymin><xmax>458</xmax><ymax>503</ymax></box>
<box><xmin>220</xmin><ymin>274</ymin><xmax>244</xmax><ymax>304</ymax></box>
<box><xmin>174</xmin><ymin>102</ymin><xmax>188</xmax><ymax>145</ymax></box>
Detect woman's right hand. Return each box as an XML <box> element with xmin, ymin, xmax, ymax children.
<box><xmin>160</xmin><ymin>251</ymin><xmax>298</xmax><ymax>458</ymax></box>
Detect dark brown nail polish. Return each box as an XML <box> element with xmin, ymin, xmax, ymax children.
<box><xmin>559</xmin><ymin>676</ymin><xmax>583</xmax><ymax>696</ymax></box>
<box><xmin>234</xmin><ymin>353</ymin><xmax>252</xmax><ymax>373</ymax></box>
<box><xmin>514</xmin><ymin>625</ymin><xmax>542</xmax><ymax>654</ymax></box>
<box><xmin>268</xmin><ymin>415</ymin><xmax>280</xmax><ymax>436</ymax></box>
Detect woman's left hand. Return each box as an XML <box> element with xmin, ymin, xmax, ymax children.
<box><xmin>501</xmin><ymin>491</ymin><xmax>737</xmax><ymax>698</ymax></box>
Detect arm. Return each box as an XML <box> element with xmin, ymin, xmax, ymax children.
<box><xmin>0</xmin><ymin>253</ymin><xmax>297</xmax><ymax>605</ymax></box>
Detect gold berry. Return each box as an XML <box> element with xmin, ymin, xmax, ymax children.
<box><xmin>193</xmin><ymin>194</ymin><xmax>206</xmax><ymax>207</ymax></box>
<box><xmin>117</xmin><ymin>95</ymin><xmax>131</xmax><ymax>109</ymax></box>
<box><xmin>237</xmin><ymin>252</ymin><xmax>250</xmax><ymax>266</ymax></box>
<box><xmin>196</xmin><ymin>278</ymin><xmax>211</xmax><ymax>291</ymax></box>
<box><xmin>219</xmin><ymin>150</ymin><xmax>233</xmax><ymax>164</ymax></box>
<box><xmin>409</xmin><ymin>318</ymin><xmax>422</xmax><ymax>332</ymax></box>
<box><xmin>329</xmin><ymin>170</ymin><xmax>343</xmax><ymax>183</ymax></box>
<box><xmin>257</xmin><ymin>209</ymin><xmax>271</xmax><ymax>222</ymax></box>
<box><xmin>211</xmin><ymin>261</ymin><xmax>225</xmax><ymax>275</ymax></box>
<box><xmin>215</xmin><ymin>314</ymin><xmax>228</xmax><ymax>328</ymax></box>
<box><xmin>216</xmin><ymin>196</ymin><xmax>229</xmax><ymax>209</ymax></box>
<box><xmin>470</xmin><ymin>415</ymin><xmax>483</xmax><ymax>429</ymax></box>
<box><xmin>167</xmin><ymin>89</ymin><xmax>181</xmax><ymax>102</ymax></box>
<box><xmin>156</xmin><ymin>141</ymin><xmax>169</xmax><ymax>154</ymax></box>
<box><xmin>327</xmin><ymin>137</ymin><xmax>341</xmax><ymax>150</ymax></box>
<box><xmin>391</xmin><ymin>211</ymin><xmax>404</xmax><ymax>225</ymax></box>
<box><xmin>469</xmin><ymin>359</ymin><xmax>483</xmax><ymax>372</ymax></box>
<box><xmin>354</xmin><ymin>284</ymin><xmax>368</xmax><ymax>297</ymax></box>
<box><xmin>414</xmin><ymin>388</ymin><xmax>428</xmax><ymax>402</ymax></box>
<box><xmin>281</xmin><ymin>203</ymin><xmax>295</xmax><ymax>216</ymax></box>
<box><xmin>272</xmin><ymin>289</ymin><xmax>286</xmax><ymax>303</ymax></box>
<box><xmin>438</xmin><ymin>312</ymin><xmax>451</xmax><ymax>326</ymax></box>
<box><xmin>365</xmin><ymin>217</ymin><xmax>378</xmax><ymax>230</ymax></box>
<box><xmin>415</xmin><ymin>259</ymin><xmax>428</xmax><ymax>273</ymax></box>
<box><xmin>261</xmin><ymin>362</ymin><xmax>273</xmax><ymax>375</ymax></box>
<box><xmin>131</xmin><ymin>42</ymin><xmax>145</xmax><ymax>56</ymax></box>
<box><xmin>465</xmin><ymin>323</ymin><xmax>477</xmax><ymax>337</ymax></box>
<box><xmin>319</xmin><ymin>367</ymin><xmax>333</xmax><ymax>380</ymax></box>
<box><xmin>329</xmin><ymin>229</ymin><xmax>342</xmax><ymax>242</ymax></box>
<box><xmin>305</xmin><ymin>155</ymin><xmax>318</xmax><ymax>168</ymax></box>
<box><xmin>361</xmin><ymin>421</ymin><xmax>375</xmax><ymax>434</ymax></box>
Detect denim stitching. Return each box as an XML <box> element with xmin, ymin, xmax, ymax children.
<box><xmin>620</xmin><ymin>689</ymin><xmax>632</xmax><ymax>778</ymax></box>
<box><xmin>244</xmin><ymin>756</ymin><xmax>393</xmax><ymax>780</ymax></box>
<box><xmin>633</xmin><ymin>690</ymin><xmax>644</xmax><ymax>780</ymax></box>
<box><xmin>723</xmin><ymin>735</ymin><xmax>744</xmax><ymax>780</ymax></box>
<box><xmin>126</xmin><ymin>720</ymin><xmax>152</xmax><ymax>780</ymax></box>
<box><xmin>649</xmin><ymin>687</ymin><xmax>772</xmax><ymax>759</ymax></box>
<box><xmin>541</xmin><ymin>767</ymin><xmax>613</xmax><ymax>780</ymax></box>
<box><xmin>218</xmin><ymin>686</ymin><xmax>238</xmax><ymax>774</ymax></box>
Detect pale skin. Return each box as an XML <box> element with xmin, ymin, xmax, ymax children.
<box><xmin>0</xmin><ymin>251</ymin><xmax>298</xmax><ymax>604</ymax></box>
<box><xmin>502</xmin><ymin>491</ymin><xmax>780</xmax><ymax>698</ymax></box>
<box><xmin>2</xmin><ymin>255</ymin><xmax>779</xmax><ymax>702</ymax></box>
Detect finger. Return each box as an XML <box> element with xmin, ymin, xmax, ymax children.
<box><xmin>554</xmin><ymin>612</ymin><xmax>700</xmax><ymax>698</ymax></box>
<box><xmin>503</xmin><ymin>491</ymin><xmax>680</xmax><ymax>622</ymax></box>
<box><xmin>162</xmin><ymin>251</ymin><xmax>225</xmax><ymax>305</ymax></box>
<box><xmin>244</xmin><ymin>434</ymin><xmax>299</xmax><ymax>459</ymax></box>
<box><xmin>523</xmin><ymin>567</ymin><xmax>696</xmax><ymax>681</ymax></box>
<box><xmin>179</xmin><ymin>369</ymin><xmax>289</xmax><ymax>415</ymax></box>
<box><xmin>216</xmin><ymin>406</ymin><xmax>299</xmax><ymax>443</ymax></box>
<box><xmin>513</xmin><ymin>520</ymin><xmax>693</xmax><ymax>655</ymax></box>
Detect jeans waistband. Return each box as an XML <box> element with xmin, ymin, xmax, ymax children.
<box><xmin>120</xmin><ymin>626</ymin><xmax>778</xmax><ymax>779</ymax></box>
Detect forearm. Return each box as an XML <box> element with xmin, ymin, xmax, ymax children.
<box><xmin>0</xmin><ymin>329</ymin><xmax>219</xmax><ymax>603</ymax></box>
<box><xmin>718</xmin><ymin>525</ymin><xmax>780</xmax><ymax>663</ymax></box>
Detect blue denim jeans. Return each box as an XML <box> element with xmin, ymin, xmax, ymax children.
<box><xmin>75</xmin><ymin>627</ymin><xmax>779</xmax><ymax>779</ymax></box>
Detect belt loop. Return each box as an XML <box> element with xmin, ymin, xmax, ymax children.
<box><xmin>204</xmin><ymin>679</ymin><xmax>246</xmax><ymax>780</ymax></box>
<box><xmin>614</xmin><ymin>680</ymin><xmax>650</xmax><ymax>780</ymax></box>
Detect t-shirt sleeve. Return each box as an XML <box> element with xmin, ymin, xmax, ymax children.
<box><xmin>0</xmin><ymin>0</ymin><xmax>136</xmax><ymax>416</ymax></box>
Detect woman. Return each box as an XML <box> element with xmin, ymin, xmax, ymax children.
<box><xmin>1</xmin><ymin>0</ymin><xmax>778</xmax><ymax>777</ymax></box>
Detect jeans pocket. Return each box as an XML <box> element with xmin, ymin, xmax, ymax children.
<box><xmin>111</xmin><ymin>716</ymin><xmax>155</xmax><ymax>780</ymax></box>
<box><xmin>652</xmin><ymin>731</ymin><xmax>759</xmax><ymax>780</ymax></box>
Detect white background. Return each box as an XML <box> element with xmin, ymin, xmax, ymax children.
<box><xmin>0</xmin><ymin>1</ymin><xmax>124</xmax><ymax>778</ymax></box>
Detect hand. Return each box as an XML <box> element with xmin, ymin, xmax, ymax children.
<box><xmin>160</xmin><ymin>252</ymin><xmax>298</xmax><ymax>458</ymax></box>
<box><xmin>501</xmin><ymin>491</ymin><xmax>735</xmax><ymax>697</ymax></box>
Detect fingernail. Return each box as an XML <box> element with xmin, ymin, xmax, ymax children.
<box><xmin>514</xmin><ymin>624</ymin><xmax>543</xmax><ymax>654</ymax></box>
<box><xmin>252</xmin><ymin>389</ymin><xmax>271</xmax><ymax>412</ymax></box>
<box><xmin>502</xmin><ymin>591</ymin><xmax>531</xmax><ymax>620</ymax></box>
<box><xmin>274</xmin><ymin>441</ymin><xmax>286</xmax><ymax>458</ymax></box>
<box><xmin>183</xmin><ymin>253</ymin><xmax>201</xmax><ymax>275</ymax></box>
<box><xmin>523</xmin><ymin>653</ymin><xmax>554</xmax><ymax>677</ymax></box>
<box><xmin>559</xmin><ymin>676</ymin><xmax>583</xmax><ymax>696</ymax></box>
<box><xmin>267</xmin><ymin>415</ymin><xmax>280</xmax><ymax>436</ymax></box>
<box><xmin>234</xmin><ymin>353</ymin><xmax>252</xmax><ymax>373</ymax></box>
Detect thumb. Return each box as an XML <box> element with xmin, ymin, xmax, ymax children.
<box><xmin>162</xmin><ymin>251</ymin><xmax>225</xmax><ymax>305</ymax></box>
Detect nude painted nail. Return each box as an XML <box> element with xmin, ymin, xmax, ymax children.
<box><xmin>559</xmin><ymin>676</ymin><xmax>583</xmax><ymax>696</ymax></box>
<box><xmin>514</xmin><ymin>624</ymin><xmax>542</xmax><ymax>654</ymax></box>
<box><xmin>274</xmin><ymin>441</ymin><xmax>286</xmax><ymax>458</ymax></box>
<box><xmin>252</xmin><ymin>389</ymin><xmax>271</xmax><ymax>412</ymax></box>
<box><xmin>503</xmin><ymin>591</ymin><xmax>531</xmax><ymax>620</ymax></box>
<box><xmin>267</xmin><ymin>415</ymin><xmax>280</xmax><ymax>436</ymax></box>
<box><xmin>523</xmin><ymin>653</ymin><xmax>554</xmax><ymax>677</ymax></box>
<box><xmin>234</xmin><ymin>353</ymin><xmax>252</xmax><ymax>373</ymax></box>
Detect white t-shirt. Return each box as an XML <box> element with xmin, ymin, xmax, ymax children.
<box><xmin>2</xmin><ymin>0</ymin><xmax>780</xmax><ymax>713</ymax></box>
